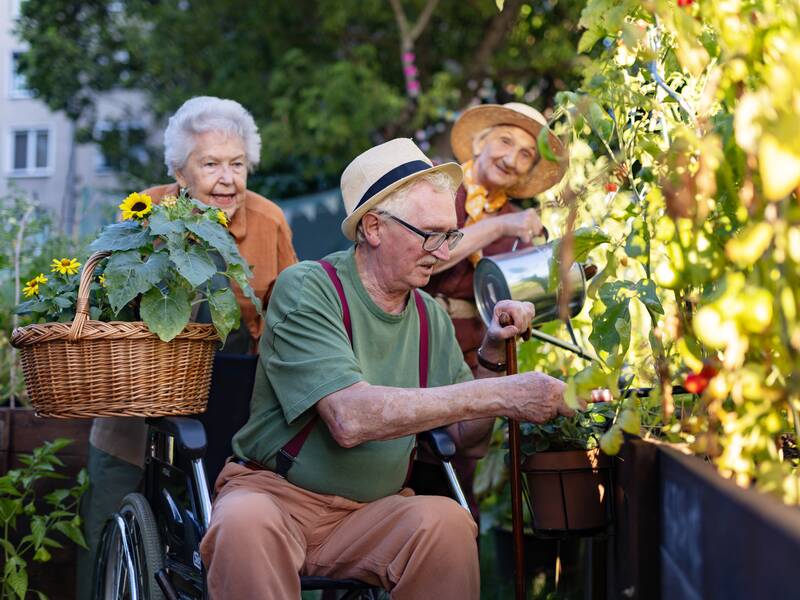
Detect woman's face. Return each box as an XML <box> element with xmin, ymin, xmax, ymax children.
<box><xmin>473</xmin><ymin>125</ymin><xmax>537</xmax><ymax>193</ymax></box>
<box><xmin>175</xmin><ymin>130</ymin><xmax>248</xmax><ymax>218</ymax></box>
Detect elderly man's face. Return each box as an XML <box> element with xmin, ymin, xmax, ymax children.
<box><xmin>379</xmin><ymin>181</ymin><xmax>456</xmax><ymax>290</ymax></box>
<box><xmin>176</xmin><ymin>130</ymin><xmax>248</xmax><ymax>218</ymax></box>
<box><xmin>473</xmin><ymin>125</ymin><xmax>537</xmax><ymax>193</ymax></box>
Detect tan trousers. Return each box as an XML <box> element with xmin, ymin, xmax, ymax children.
<box><xmin>200</xmin><ymin>462</ymin><xmax>480</xmax><ymax>599</ymax></box>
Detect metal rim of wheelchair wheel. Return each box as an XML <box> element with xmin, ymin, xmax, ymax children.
<box><xmin>94</xmin><ymin>492</ymin><xmax>166</xmax><ymax>600</ymax></box>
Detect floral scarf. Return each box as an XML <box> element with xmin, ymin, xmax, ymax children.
<box><xmin>462</xmin><ymin>160</ymin><xmax>509</xmax><ymax>266</ymax></box>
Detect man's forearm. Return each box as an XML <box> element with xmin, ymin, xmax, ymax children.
<box><xmin>317</xmin><ymin>378</ymin><xmax>510</xmax><ymax>447</ymax></box>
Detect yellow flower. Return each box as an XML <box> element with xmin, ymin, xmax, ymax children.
<box><xmin>33</xmin><ymin>273</ymin><xmax>48</xmax><ymax>284</ymax></box>
<box><xmin>22</xmin><ymin>276</ymin><xmax>42</xmax><ymax>297</ymax></box>
<box><xmin>216</xmin><ymin>210</ymin><xmax>229</xmax><ymax>227</ymax></box>
<box><xmin>98</xmin><ymin>274</ymin><xmax>106</xmax><ymax>287</ymax></box>
<box><xmin>51</xmin><ymin>257</ymin><xmax>81</xmax><ymax>276</ymax></box>
<box><xmin>119</xmin><ymin>192</ymin><xmax>153</xmax><ymax>220</ymax></box>
<box><xmin>161</xmin><ymin>195</ymin><xmax>178</xmax><ymax>208</ymax></box>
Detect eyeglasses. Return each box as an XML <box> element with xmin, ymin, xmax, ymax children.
<box><xmin>380</xmin><ymin>212</ymin><xmax>464</xmax><ymax>252</ymax></box>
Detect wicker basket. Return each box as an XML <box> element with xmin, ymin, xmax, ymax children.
<box><xmin>10</xmin><ymin>251</ymin><xmax>220</xmax><ymax>418</ymax></box>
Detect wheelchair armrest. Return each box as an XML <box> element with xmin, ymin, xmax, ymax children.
<box><xmin>418</xmin><ymin>427</ymin><xmax>456</xmax><ymax>461</ymax></box>
<box><xmin>146</xmin><ymin>417</ymin><xmax>207</xmax><ymax>460</ymax></box>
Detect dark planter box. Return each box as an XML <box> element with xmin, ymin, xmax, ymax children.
<box><xmin>612</xmin><ymin>438</ymin><xmax>800</xmax><ymax>600</ymax></box>
<box><xmin>0</xmin><ymin>406</ymin><xmax>92</xmax><ymax>600</ymax></box>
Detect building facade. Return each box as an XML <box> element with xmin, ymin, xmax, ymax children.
<box><xmin>0</xmin><ymin>0</ymin><xmax>149</xmax><ymax>235</ymax></box>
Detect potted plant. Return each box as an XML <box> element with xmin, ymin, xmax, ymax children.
<box><xmin>0</xmin><ymin>438</ymin><xmax>88</xmax><ymax>600</ymax></box>
<box><xmin>10</xmin><ymin>190</ymin><xmax>259</xmax><ymax>419</ymax></box>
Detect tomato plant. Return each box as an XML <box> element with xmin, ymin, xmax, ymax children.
<box><xmin>528</xmin><ymin>0</ymin><xmax>800</xmax><ymax>503</ymax></box>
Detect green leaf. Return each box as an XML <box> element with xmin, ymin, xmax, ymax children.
<box><xmin>170</xmin><ymin>244</ymin><xmax>217</xmax><ymax>288</ymax></box>
<box><xmin>625</xmin><ymin>225</ymin><xmax>647</xmax><ymax>258</ymax></box>
<box><xmin>495</xmin><ymin>0</ymin><xmax>505</xmax><ymax>10</ymax></box>
<box><xmin>0</xmin><ymin>497</ymin><xmax>22</xmax><ymax>522</ymax></box>
<box><xmin>578</xmin><ymin>27</ymin><xmax>604</xmax><ymax>54</ymax></box>
<box><xmin>44</xmin><ymin>488</ymin><xmax>70</xmax><ymax>506</ymax></box>
<box><xmin>208</xmin><ymin>287</ymin><xmax>241</xmax><ymax>342</ymax></box>
<box><xmin>52</xmin><ymin>295</ymin><xmax>73</xmax><ymax>309</ymax></box>
<box><xmin>31</xmin><ymin>515</ymin><xmax>47</xmax><ymax>547</ymax></box>
<box><xmin>33</xmin><ymin>546</ymin><xmax>52</xmax><ymax>562</ymax></box>
<box><xmin>228</xmin><ymin>263</ymin><xmax>262</xmax><ymax>314</ymax></box>
<box><xmin>53</xmin><ymin>520</ymin><xmax>88</xmax><ymax>549</ymax></box>
<box><xmin>548</xmin><ymin>227</ymin><xmax>610</xmax><ymax>290</ymax></box>
<box><xmin>185</xmin><ymin>220</ymin><xmax>249</xmax><ymax>274</ymax></box>
<box><xmin>139</xmin><ymin>285</ymin><xmax>191</xmax><ymax>342</ymax></box>
<box><xmin>5</xmin><ymin>557</ymin><xmax>28</xmax><ymax>599</ymax></box>
<box><xmin>635</xmin><ymin>279</ymin><xmax>664</xmax><ymax>316</ymax></box>
<box><xmin>587</xmin><ymin>101</ymin><xmax>614</xmax><ymax>142</ymax></box>
<box><xmin>88</xmin><ymin>221</ymin><xmax>151</xmax><ymax>252</ymax></box>
<box><xmin>104</xmin><ymin>251</ymin><xmax>170</xmax><ymax>315</ymax></box>
<box><xmin>148</xmin><ymin>210</ymin><xmax>185</xmax><ymax>236</ymax></box>
<box><xmin>589</xmin><ymin>288</ymin><xmax>632</xmax><ymax>368</ymax></box>
<box><xmin>537</xmin><ymin>127</ymin><xmax>558</xmax><ymax>163</ymax></box>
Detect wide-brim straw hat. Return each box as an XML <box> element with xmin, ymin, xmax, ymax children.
<box><xmin>450</xmin><ymin>102</ymin><xmax>568</xmax><ymax>198</ymax></box>
<box><xmin>340</xmin><ymin>138</ymin><xmax>463</xmax><ymax>241</ymax></box>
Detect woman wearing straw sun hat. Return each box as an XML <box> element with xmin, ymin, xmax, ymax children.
<box><xmin>425</xmin><ymin>102</ymin><xmax>568</xmax><ymax>374</ymax></box>
<box><xmin>418</xmin><ymin>102</ymin><xmax>567</xmax><ymax>521</ymax></box>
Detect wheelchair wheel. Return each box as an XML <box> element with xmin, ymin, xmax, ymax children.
<box><xmin>94</xmin><ymin>493</ymin><xmax>166</xmax><ymax>600</ymax></box>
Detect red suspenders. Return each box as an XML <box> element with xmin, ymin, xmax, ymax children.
<box><xmin>274</xmin><ymin>259</ymin><xmax>429</xmax><ymax>478</ymax></box>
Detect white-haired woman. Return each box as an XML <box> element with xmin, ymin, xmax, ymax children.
<box><xmin>76</xmin><ymin>97</ymin><xmax>297</xmax><ymax>599</ymax></box>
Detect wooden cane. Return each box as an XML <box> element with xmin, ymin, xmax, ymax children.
<box><xmin>500</xmin><ymin>312</ymin><xmax>527</xmax><ymax>600</ymax></box>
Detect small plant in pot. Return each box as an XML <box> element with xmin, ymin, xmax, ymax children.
<box><xmin>519</xmin><ymin>401</ymin><xmax>617</xmax><ymax>535</ymax></box>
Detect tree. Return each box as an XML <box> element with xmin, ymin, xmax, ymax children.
<box><xmin>16</xmin><ymin>0</ymin><xmax>587</xmax><ymax>196</ymax></box>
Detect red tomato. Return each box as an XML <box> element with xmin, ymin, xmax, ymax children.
<box><xmin>683</xmin><ymin>364</ymin><xmax>718</xmax><ymax>394</ymax></box>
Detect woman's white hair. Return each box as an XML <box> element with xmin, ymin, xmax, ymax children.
<box><xmin>355</xmin><ymin>170</ymin><xmax>457</xmax><ymax>245</ymax></box>
<box><xmin>163</xmin><ymin>96</ymin><xmax>261</xmax><ymax>177</ymax></box>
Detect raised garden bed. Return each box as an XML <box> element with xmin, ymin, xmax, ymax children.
<box><xmin>611</xmin><ymin>438</ymin><xmax>800</xmax><ymax>600</ymax></box>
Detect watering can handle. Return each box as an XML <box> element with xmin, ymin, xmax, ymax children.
<box><xmin>510</xmin><ymin>225</ymin><xmax>549</xmax><ymax>253</ymax></box>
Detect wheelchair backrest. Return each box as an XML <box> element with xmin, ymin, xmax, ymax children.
<box><xmin>194</xmin><ymin>353</ymin><xmax>258</xmax><ymax>488</ymax></box>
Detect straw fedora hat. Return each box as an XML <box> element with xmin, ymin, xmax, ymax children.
<box><xmin>340</xmin><ymin>138</ymin><xmax>463</xmax><ymax>241</ymax></box>
<box><xmin>450</xmin><ymin>102</ymin><xmax>568</xmax><ymax>198</ymax></box>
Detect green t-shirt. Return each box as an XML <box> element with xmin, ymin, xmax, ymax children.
<box><xmin>232</xmin><ymin>248</ymin><xmax>472</xmax><ymax>502</ymax></box>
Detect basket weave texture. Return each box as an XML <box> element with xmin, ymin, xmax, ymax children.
<box><xmin>10</xmin><ymin>251</ymin><xmax>219</xmax><ymax>418</ymax></box>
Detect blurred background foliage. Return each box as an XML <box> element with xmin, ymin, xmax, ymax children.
<box><xmin>15</xmin><ymin>0</ymin><xmax>586</xmax><ymax>196</ymax></box>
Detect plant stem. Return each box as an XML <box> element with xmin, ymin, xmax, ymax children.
<box><xmin>10</xmin><ymin>204</ymin><xmax>35</xmax><ymax>407</ymax></box>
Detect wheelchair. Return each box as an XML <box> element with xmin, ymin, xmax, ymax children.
<box><xmin>93</xmin><ymin>354</ymin><xmax>470</xmax><ymax>600</ymax></box>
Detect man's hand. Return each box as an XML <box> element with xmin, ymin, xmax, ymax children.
<box><xmin>476</xmin><ymin>300</ymin><xmax>535</xmax><ymax>365</ymax></box>
<box><xmin>501</xmin><ymin>372</ymin><xmax>610</xmax><ymax>423</ymax></box>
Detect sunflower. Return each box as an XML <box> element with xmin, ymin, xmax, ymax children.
<box><xmin>22</xmin><ymin>275</ymin><xmax>43</xmax><ymax>298</ymax></box>
<box><xmin>216</xmin><ymin>210</ymin><xmax>229</xmax><ymax>227</ymax></box>
<box><xmin>119</xmin><ymin>192</ymin><xmax>153</xmax><ymax>220</ymax></box>
<box><xmin>51</xmin><ymin>257</ymin><xmax>81</xmax><ymax>276</ymax></box>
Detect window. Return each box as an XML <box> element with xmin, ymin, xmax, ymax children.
<box><xmin>9</xmin><ymin>51</ymin><xmax>32</xmax><ymax>98</ymax></box>
<box><xmin>95</xmin><ymin>120</ymin><xmax>148</xmax><ymax>172</ymax></box>
<box><xmin>8</xmin><ymin>128</ymin><xmax>52</xmax><ymax>176</ymax></box>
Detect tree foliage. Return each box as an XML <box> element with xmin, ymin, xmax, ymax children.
<box><xmin>16</xmin><ymin>0</ymin><xmax>587</xmax><ymax>195</ymax></box>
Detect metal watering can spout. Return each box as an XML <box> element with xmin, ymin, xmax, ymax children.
<box><xmin>473</xmin><ymin>240</ymin><xmax>595</xmax><ymax>359</ymax></box>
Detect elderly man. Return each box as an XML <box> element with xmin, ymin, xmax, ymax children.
<box><xmin>200</xmin><ymin>138</ymin><xmax>599</xmax><ymax>599</ymax></box>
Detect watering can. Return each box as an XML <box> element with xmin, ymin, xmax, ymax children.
<box><xmin>473</xmin><ymin>241</ymin><xmax>596</xmax><ymax>359</ymax></box>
